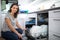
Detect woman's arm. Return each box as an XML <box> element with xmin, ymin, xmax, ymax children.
<box><xmin>5</xmin><ymin>18</ymin><xmax>22</xmax><ymax>38</ymax></box>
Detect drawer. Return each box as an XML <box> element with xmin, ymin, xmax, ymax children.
<box><xmin>49</xmin><ymin>17</ymin><xmax>60</xmax><ymax>40</ymax></box>
<box><xmin>49</xmin><ymin>31</ymin><xmax>60</xmax><ymax>40</ymax></box>
<box><xmin>49</xmin><ymin>18</ymin><xmax>60</xmax><ymax>34</ymax></box>
<box><xmin>49</xmin><ymin>9</ymin><xmax>60</xmax><ymax>18</ymax></box>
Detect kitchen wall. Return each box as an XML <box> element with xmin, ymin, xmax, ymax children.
<box><xmin>0</xmin><ymin>0</ymin><xmax>2</xmax><ymax>37</ymax></box>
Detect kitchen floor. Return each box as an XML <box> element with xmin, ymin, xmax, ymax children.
<box><xmin>0</xmin><ymin>37</ymin><xmax>47</xmax><ymax>40</ymax></box>
<box><xmin>37</xmin><ymin>38</ymin><xmax>47</xmax><ymax>40</ymax></box>
<box><xmin>0</xmin><ymin>37</ymin><xmax>5</xmax><ymax>40</ymax></box>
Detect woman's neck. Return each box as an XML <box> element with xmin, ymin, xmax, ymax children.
<box><xmin>10</xmin><ymin>12</ymin><xmax>15</xmax><ymax>18</ymax></box>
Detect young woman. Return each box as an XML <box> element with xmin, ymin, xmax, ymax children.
<box><xmin>2</xmin><ymin>3</ymin><xmax>25</xmax><ymax>40</ymax></box>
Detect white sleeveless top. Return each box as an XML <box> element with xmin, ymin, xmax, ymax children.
<box><xmin>2</xmin><ymin>12</ymin><xmax>18</xmax><ymax>32</ymax></box>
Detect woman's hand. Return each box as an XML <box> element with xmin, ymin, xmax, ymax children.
<box><xmin>23</xmin><ymin>27</ymin><xmax>27</xmax><ymax>31</ymax></box>
<box><xmin>17</xmin><ymin>33</ymin><xmax>22</xmax><ymax>39</ymax></box>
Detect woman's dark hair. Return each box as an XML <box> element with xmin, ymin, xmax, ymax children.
<box><xmin>8</xmin><ymin>3</ymin><xmax>19</xmax><ymax>18</ymax></box>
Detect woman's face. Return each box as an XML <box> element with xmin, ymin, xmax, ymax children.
<box><xmin>11</xmin><ymin>5</ymin><xmax>18</xmax><ymax>14</ymax></box>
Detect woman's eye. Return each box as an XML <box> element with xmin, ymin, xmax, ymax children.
<box><xmin>13</xmin><ymin>7</ymin><xmax>18</xmax><ymax>9</ymax></box>
<box><xmin>15</xmin><ymin>7</ymin><xmax>18</xmax><ymax>9</ymax></box>
<box><xmin>13</xmin><ymin>7</ymin><xmax>15</xmax><ymax>9</ymax></box>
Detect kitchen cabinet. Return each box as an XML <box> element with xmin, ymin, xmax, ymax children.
<box><xmin>49</xmin><ymin>9</ymin><xmax>60</xmax><ymax>40</ymax></box>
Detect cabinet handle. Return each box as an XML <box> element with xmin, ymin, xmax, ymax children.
<box><xmin>53</xmin><ymin>34</ymin><xmax>60</xmax><ymax>38</ymax></box>
<box><xmin>53</xmin><ymin>11</ymin><xmax>60</xmax><ymax>13</ymax></box>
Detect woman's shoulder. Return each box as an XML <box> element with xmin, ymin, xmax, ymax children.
<box><xmin>5</xmin><ymin>12</ymin><xmax>11</xmax><ymax>18</ymax></box>
<box><xmin>6</xmin><ymin>12</ymin><xmax>10</xmax><ymax>16</ymax></box>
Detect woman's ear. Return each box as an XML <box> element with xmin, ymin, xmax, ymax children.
<box><xmin>11</xmin><ymin>8</ymin><xmax>12</xmax><ymax>11</ymax></box>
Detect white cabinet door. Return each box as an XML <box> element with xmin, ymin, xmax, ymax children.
<box><xmin>49</xmin><ymin>9</ymin><xmax>60</xmax><ymax>40</ymax></box>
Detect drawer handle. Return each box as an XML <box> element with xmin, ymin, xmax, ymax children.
<box><xmin>54</xmin><ymin>11</ymin><xmax>60</xmax><ymax>13</ymax></box>
<box><xmin>53</xmin><ymin>34</ymin><xmax>60</xmax><ymax>38</ymax></box>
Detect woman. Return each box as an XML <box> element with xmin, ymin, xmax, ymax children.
<box><xmin>2</xmin><ymin>3</ymin><xmax>25</xmax><ymax>40</ymax></box>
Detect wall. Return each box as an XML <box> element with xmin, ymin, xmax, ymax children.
<box><xmin>0</xmin><ymin>0</ymin><xmax>2</xmax><ymax>37</ymax></box>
